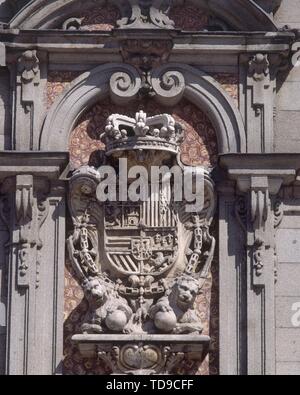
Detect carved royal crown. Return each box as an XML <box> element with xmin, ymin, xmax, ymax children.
<box><xmin>101</xmin><ymin>111</ymin><xmax>185</xmax><ymax>155</ymax></box>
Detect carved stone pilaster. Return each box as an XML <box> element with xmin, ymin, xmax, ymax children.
<box><xmin>0</xmin><ymin>152</ymin><xmax>68</xmax><ymax>375</ymax></box>
<box><xmin>245</xmin><ymin>53</ymin><xmax>273</xmax><ymax>153</ymax></box>
<box><xmin>11</xmin><ymin>50</ymin><xmax>45</xmax><ymax>150</ymax></box>
<box><xmin>220</xmin><ymin>154</ymin><xmax>300</xmax><ymax>375</ymax></box>
<box><xmin>236</xmin><ymin>175</ymin><xmax>280</xmax><ymax>288</ymax></box>
<box><xmin>17</xmin><ymin>50</ymin><xmax>40</xmax><ymax>112</ymax></box>
<box><xmin>0</xmin><ymin>43</ymin><xmax>5</xmax><ymax>67</ymax></box>
<box><xmin>108</xmin><ymin>66</ymin><xmax>186</xmax><ymax>106</ymax></box>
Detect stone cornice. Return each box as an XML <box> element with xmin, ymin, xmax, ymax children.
<box><xmin>0</xmin><ymin>30</ymin><xmax>294</xmax><ymax>62</ymax></box>
<box><xmin>0</xmin><ymin>151</ymin><xmax>69</xmax><ymax>180</ymax></box>
<box><xmin>219</xmin><ymin>153</ymin><xmax>300</xmax><ymax>192</ymax></box>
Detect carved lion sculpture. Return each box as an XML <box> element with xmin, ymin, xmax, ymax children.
<box><xmin>149</xmin><ymin>275</ymin><xmax>203</xmax><ymax>334</ymax></box>
<box><xmin>81</xmin><ymin>276</ymin><xmax>133</xmax><ymax>334</ymax></box>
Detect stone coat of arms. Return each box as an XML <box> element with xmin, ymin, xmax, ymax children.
<box><xmin>68</xmin><ymin>111</ymin><xmax>216</xmax><ymax>373</ymax></box>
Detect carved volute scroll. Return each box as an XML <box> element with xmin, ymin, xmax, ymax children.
<box><xmin>68</xmin><ymin>111</ymin><xmax>216</xmax><ymax>374</ymax></box>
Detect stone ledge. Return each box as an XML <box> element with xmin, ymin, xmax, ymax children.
<box><xmin>0</xmin><ymin>151</ymin><xmax>69</xmax><ymax>179</ymax></box>
<box><xmin>72</xmin><ymin>334</ymin><xmax>211</xmax><ymax>372</ymax></box>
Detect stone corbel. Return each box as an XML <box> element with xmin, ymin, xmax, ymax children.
<box><xmin>236</xmin><ymin>175</ymin><xmax>282</xmax><ymax>287</ymax></box>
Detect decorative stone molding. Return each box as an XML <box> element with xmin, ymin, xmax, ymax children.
<box><xmin>1</xmin><ymin>175</ymin><xmax>49</xmax><ymax>288</ymax></box>
<box><xmin>73</xmin><ymin>334</ymin><xmax>210</xmax><ymax>375</ymax></box>
<box><xmin>40</xmin><ymin>63</ymin><xmax>246</xmax><ymax>154</ymax></box>
<box><xmin>8</xmin><ymin>0</ymin><xmax>278</xmax><ymax>32</ymax></box>
<box><xmin>247</xmin><ymin>53</ymin><xmax>270</xmax><ymax>119</ymax></box>
<box><xmin>68</xmin><ymin>112</ymin><xmax>216</xmax><ymax>374</ymax></box>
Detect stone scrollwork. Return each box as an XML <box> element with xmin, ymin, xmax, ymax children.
<box><xmin>69</xmin><ymin>111</ymin><xmax>215</xmax><ymax>374</ymax></box>
<box><xmin>118</xmin><ymin>0</ymin><xmax>175</xmax><ymax>30</ymax></box>
<box><xmin>108</xmin><ymin>67</ymin><xmax>186</xmax><ymax>106</ymax></box>
<box><xmin>109</xmin><ymin>68</ymin><xmax>142</xmax><ymax>105</ymax></box>
<box><xmin>151</xmin><ymin>69</ymin><xmax>185</xmax><ymax>106</ymax></box>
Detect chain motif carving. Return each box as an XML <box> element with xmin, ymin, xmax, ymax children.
<box><xmin>69</xmin><ymin>112</ymin><xmax>215</xmax><ymax>374</ymax></box>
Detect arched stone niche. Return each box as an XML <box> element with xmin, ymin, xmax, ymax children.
<box><xmin>40</xmin><ymin>63</ymin><xmax>245</xmax><ymax>154</ymax></box>
<box><xmin>64</xmin><ymin>95</ymin><xmax>220</xmax><ymax>377</ymax></box>
<box><xmin>41</xmin><ymin>62</ymin><xmax>243</xmax><ymax>375</ymax></box>
<box><xmin>41</xmin><ymin>64</ymin><xmax>241</xmax><ymax>375</ymax></box>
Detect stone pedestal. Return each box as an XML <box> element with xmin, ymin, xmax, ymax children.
<box><xmin>72</xmin><ymin>334</ymin><xmax>210</xmax><ymax>375</ymax></box>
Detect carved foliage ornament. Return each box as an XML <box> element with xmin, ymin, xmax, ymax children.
<box><xmin>63</xmin><ymin>0</ymin><xmax>175</xmax><ymax>30</ymax></box>
<box><xmin>68</xmin><ymin>111</ymin><xmax>216</xmax><ymax>373</ymax></box>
